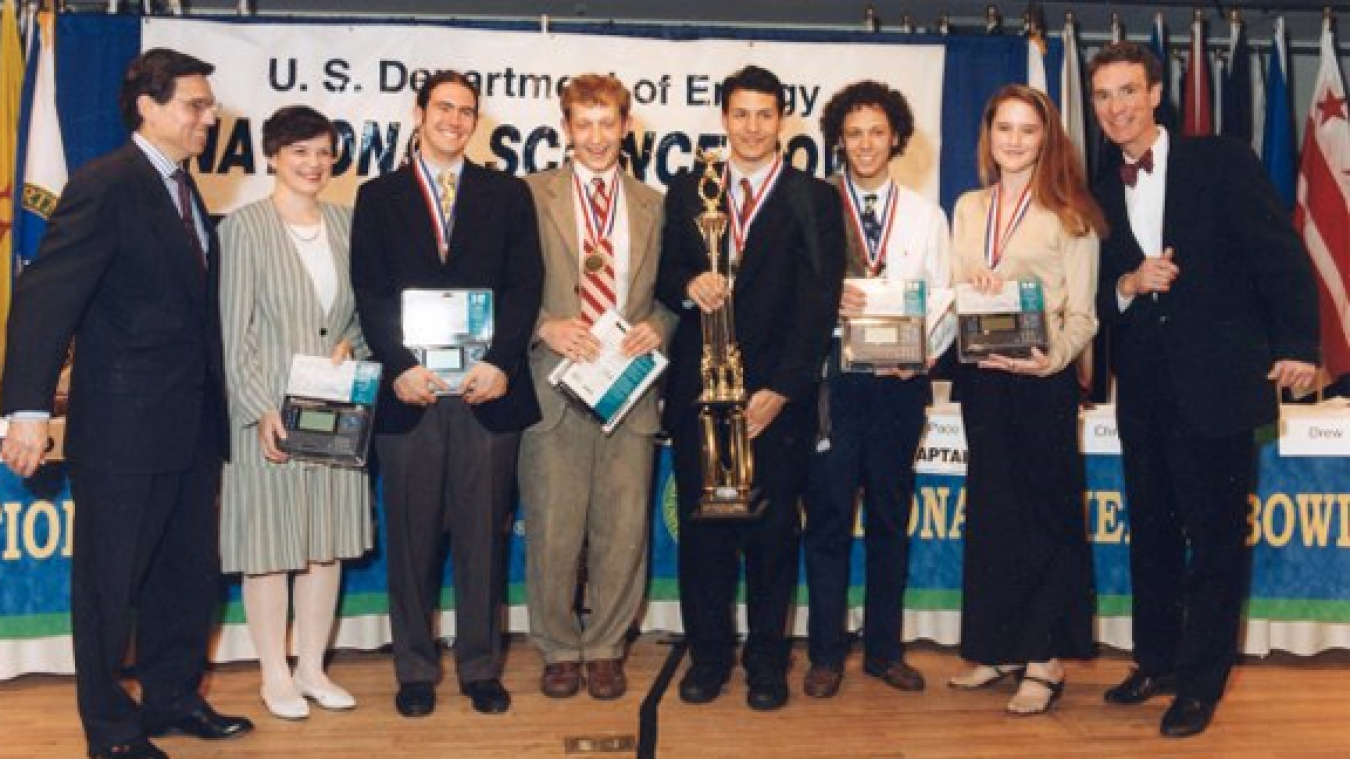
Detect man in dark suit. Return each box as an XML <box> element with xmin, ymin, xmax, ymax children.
<box><xmin>0</xmin><ymin>49</ymin><xmax>252</xmax><ymax>759</ymax></box>
<box><xmin>656</xmin><ymin>65</ymin><xmax>845</xmax><ymax>711</ymax></box>
<box><xmin>1088</xmin><ymin>42</ymin><xmax>1319</xmax><ymax>738</ymax></box>
<box><xmin>351</xmin><ymin>71</ymin><xmax>543</xmax><ymax>718</ymax></box>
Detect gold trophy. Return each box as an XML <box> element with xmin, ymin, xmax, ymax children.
<box><xmin>692</xmin><ymin>150</ymin><xmax>763</xmax><ymax>519</ymax></box>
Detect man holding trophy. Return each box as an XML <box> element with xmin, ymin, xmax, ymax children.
<box><xmin>656</xmin><ymin>65</ymin><xmax>845</xmax><ymax>711</ymax></box>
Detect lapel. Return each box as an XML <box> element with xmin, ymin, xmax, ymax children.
<box><xmin>266</xmin><ymin>200</ymin><xmax>338</xmax><ymax>329</ymax></box>
<box><xmin>388</xmin><ymin>163</ymin><xmax>443</xmax><ymax>267</ymax></box>
<box><xmin>1160</xmin><ymin>137</ymin><xmax>1198</xmax><ymax>268</ymax></box>
<box><xmin>540</xmin><ymin>164</ymin><xmax>581</xmax><ymax>297</ymax></box>
<box><xmin>728</xmin><ymin>162</ymin><xmax>788</xmax><ymax>291</ymax></box>
<box><xmin>319</xmin><ymin>202</ymin><xmax>354</xmax><ymax>332</ymax></box>
<box><xmin>128</xmin><ymin>144</ymin><xmax>207</xmax><ymax>304</ymax></box>
<box><xmin>620</xmin><ymin>171</ymin><xmax>657</xmax><ymax>299</ymax></box>
<box><xmin>447</xmin><ymin>160</ymin><xmax>490</xmax><ymax>263</ymax></box>
<box><xmin>1099</xmin><ymin>160</ymin><xmax>1146</xmax><ymax>270</ymax></box>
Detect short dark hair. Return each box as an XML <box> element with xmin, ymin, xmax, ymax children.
<box><xmin>119</xmin><ymin>48</ymin><xmax>215</xmax><ymax>132</ymax></box>
<box><xmin>262</xmin><ymin>105</ymin><xmax>338</xmax><ymax>157</ymax></box>
<box><xmin>416</xmin><ymin>70</ymin><xmax>480</xmax><ymax>113</ymax></box>
<box><xmin>1088</xmin><ymin>41</ymin><xmax>1163</xmax><ymax>87</ymax></box>
<box><xmin>721</xmin><ymin>65</ymin><xmax>785</xmax><ymax>115</ymax></box>
<box><xmin>819</xmin><ymin>80</ymin><xmax>916</xmax><ymax>159</ymax></box>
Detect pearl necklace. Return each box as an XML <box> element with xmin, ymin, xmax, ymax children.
<box><xmin>285</xmin><ymin>218</ymin><xmax>324</xmax><ymax>244</ymax></box>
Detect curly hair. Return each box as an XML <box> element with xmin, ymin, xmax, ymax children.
<box><xmin>819</xmin><ymin>80</ymin><xmax>915</xmax><ymax>158</ymax></box>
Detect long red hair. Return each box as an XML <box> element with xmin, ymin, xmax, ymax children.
<box><xmin>977</xmin><ymin>84</ymin><xmax>1107</xmax><ymax>239</ymax></box>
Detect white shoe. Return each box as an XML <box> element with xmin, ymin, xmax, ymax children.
<box><xmin>261</xmin><ymin>683</ymin><xmax>310</xmax><ymax>720</ymax></box>
<box><xmin>294</xmin><ymin>672</ymin><xmax>357</xmax><ymax>711</ymax></box>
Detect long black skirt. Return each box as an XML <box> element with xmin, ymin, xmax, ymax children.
<box><xmin>955</xmin><ymin>365</ymin><xmax>1095</xmax><ymax>664</ymax></box>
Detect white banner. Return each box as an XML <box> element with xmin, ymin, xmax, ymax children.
<box><xmin>143</xmin><ymin>20</ymin><xmax>945</xmax><ymax>214</ymax></box>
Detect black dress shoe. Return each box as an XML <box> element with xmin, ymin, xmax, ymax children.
<box><xmin>1160</xmin><ymin>697</ymin><xmax>1215</xmax><ymax>737</ymax></box>
<box><xmin>678</xmin><ymin>663</ymin><xmax>730</xmax><ymax>705</ymax></box>
<box><xmin>460</xmin><ymin>678</ymin><xmax>512</xmax><ymax>714</ymax></box>
<box><xmin>746</xmin><ymin>671</ymin><xmax>789</xmax><ymax>711</ymax></box>
<box><xmin>88</xmin><ymin>738</ymin><xmax>167</xmax><ymax>759</ymax></box>
<box><xmin>144</xmin><ymin>704</ymin><xmax>253</xmax><ymax>740</ymax></box>
<box><xmin>395</xmin><ymin>683</ymin><xmax>437</xmax><ymax>718</ymax></box>
<box><xmin>1103</xmin><ymin>669</ymin><xmax>1176</xmax><ymax>705</ymax></box>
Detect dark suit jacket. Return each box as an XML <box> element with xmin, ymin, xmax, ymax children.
<box><xmin>1</xmin><ymin>142</ymin><xmax>228</xmax><ymax>472</ymax></box>
<box><xmin>1095</xmin><ymin>135</ymin><xmax>1319</xmax><ymax>435</ymax></box>
<box><xmin>351</xmin><ymin>159</ymin><xmax>544</xmax><ymax>434</ymax></box>
<box><xmin>656</xmin><ymin>163</ymin><xmax>845</xmax><ymax>426</ymax></box>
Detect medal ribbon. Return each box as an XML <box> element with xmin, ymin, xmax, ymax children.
<box><xmin>726</xmin><ymin>154</ymin><xmax>784</xmax><ymax>267</ymax></box>
<box><xmin>841</xmin><ymin>174</ymin><xmax>899</xmax><ymax>277</ymax></box>
<box><xmin>572</xmin><ymin>170</ymin><xmax>619</xmax><ymax>256</ymax></box>
<box><xmin>413</xmin><ymin>155</ymin><xmax>456</xmax><ymax>253</ymax></box>
<box><xmin>983</xmin><ymin>181</ymin><xmax>1034</xmax><ymax>269</ymax></box>
<box><xmin>573</xmin><ymin>169</ymin><xmax>621</xmax><ymax>324</ymax></box>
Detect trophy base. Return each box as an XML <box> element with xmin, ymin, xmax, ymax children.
<box><xmin>693</xmin><ymin>487</ymin><xmax>765</xmax><ymax>520</ymax></box>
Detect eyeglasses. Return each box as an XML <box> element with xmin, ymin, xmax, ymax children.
<box><xmin>174</xmin><ymin>97</ymin><xmax>221</xmax><ymax>116</ymax></box>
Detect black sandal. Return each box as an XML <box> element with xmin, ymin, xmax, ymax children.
<box><xmin>1006</xmin><ymin>674</ymin><xmax>1064</xmax><ymax>715</ymax></box>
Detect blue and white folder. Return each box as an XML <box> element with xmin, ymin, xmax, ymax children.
<box><xmin>548</xmin><ymin>310</ymin><xmax>668</xmax><ymax>435</ymax></box>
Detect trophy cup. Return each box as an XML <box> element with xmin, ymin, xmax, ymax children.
<box><xmin>692</xmin><ymin>150</ymin><xmax>763</xmax><ymax>520</ymax></box>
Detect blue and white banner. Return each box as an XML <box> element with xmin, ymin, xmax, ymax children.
<box><xmin>144</xmin><ymin>19</ymin><xmax>946</xmax><ymax>213</ymax></box>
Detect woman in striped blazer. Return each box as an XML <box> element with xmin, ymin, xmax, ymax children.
<box><xmin>219</xmin><ymin>106</ymin><xmax>372</xmax><ymax>721</ymax></box>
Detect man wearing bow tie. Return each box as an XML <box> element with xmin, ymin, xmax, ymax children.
<box><xmin>1088</xmin><ymin>41</ymin><xmax>1319</xmax><ymax>738</ymax></box>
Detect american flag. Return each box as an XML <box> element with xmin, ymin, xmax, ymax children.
<box><xmin>1296</xmin><ymin>21</ymin><xmax>1350</xmax><ymax>382</ymax></box>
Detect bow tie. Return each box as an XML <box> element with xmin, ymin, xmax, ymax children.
<box><xmin>1119</xmin><ymin>148</ymin><xmax>1155</xmax><ymax>188</ymax></box>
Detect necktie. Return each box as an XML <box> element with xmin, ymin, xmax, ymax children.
<box><xmin>861</xmin><ymin>193</ymin><xmax>882</xmax><ymax>249</ymax></box>
<box><xmin>437</xmin><ymin>171</ymin><xmax>457</xmax><ymax>260</ymax></box>
<box><xmin>590</xmin><ymin>177</ymin><xmax>610</xmax><ymax>229</ymax></box>
<box><xmin>579</xmin><ymin>176</ymin><xmax>617</xmax><ymax>326</ymax></box>
<box><xmin>1119</xmin><ymin>148</ymin><xmax>1154</xmax><ymax>188</ymax></box>
<box><xmin>172</xmin><ymin>169</ymin><xmax>206</xmax><ymax>270</ymax></box>
<box><xmin>738</xmin><ymin>177</ymin><xmax>756</xmax><ymax>221</ymax></box>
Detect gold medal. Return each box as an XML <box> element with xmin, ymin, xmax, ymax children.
<box><xmin>585</xmin><ymin>253</ymin><xmax>605</xmax><ymax>272</ymax></box>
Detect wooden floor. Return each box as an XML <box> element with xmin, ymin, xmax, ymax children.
<box><xmin>3</xmin><ymin>638</ymin><xmax>1348</xmax><ymax>758</ymax></box>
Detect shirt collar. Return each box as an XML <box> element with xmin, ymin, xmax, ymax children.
<box><xmin>572</xmin><ymin>161</ymin><xmax>619</xmax><ymax>189</ymax></box>
<box><xmin>729</xmin><ymin>158</ymin><xmax>774</xmax><ymax>191</ymax></box>
<box><xmin>1126</xmin><ymin>126</ymin><xmax>1169</xmax><ymax>168</ymax></box>
<box><xmin>418</xmin><ymin>153</ymin><xmax>464</xmax><ymax>181</ymax></box>
<box><xmin>133</xmin><ymin>133</ymin><xmax>185</xmax><ymax>179</ymax></box>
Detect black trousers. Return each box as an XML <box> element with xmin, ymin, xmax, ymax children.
<box><xmin>669</xmin><ymin>401</ymin><xmax>811</xmax><ymax>676</ymax></box>
<box><xmin>377</xmin><ymin>397</ymin><xmax>519</xmax><ymax>687</ymax></box>
<box><xmin>1117</xmin><ymin>373</ymin><xmax>1255</xmax><ymax>703</ymax></box>
<box><xmin>69</xmin><ymin>440</ymin><xmax>222</xmax><ymax>753</ymax></box>
<box><xmin>803</xmin><ymin>371</ymin><xmax>928</xmax><ymax>667</ymax></box>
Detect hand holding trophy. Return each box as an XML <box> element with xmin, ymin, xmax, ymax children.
<box><xmin>693</xmin><ymin>149</ymin><xmax>763</xmax><ymax>519</ymax></box>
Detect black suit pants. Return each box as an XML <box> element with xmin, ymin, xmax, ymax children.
<box><xmin>803</xmin><ymin>371</ymin><xmax>928</xmax><ymax>667</ymax></box>
<box><xmin>670</xmin><ymin>401</ymin><xmax>811</xmax><ymax>676</ymax></box>
<box><xmin>68</xmin><ymin>438</ymin><xmax>222</xmax><ymax>753</ymax></box>
<box><xmin>377</xmin><ymin>397</ymin><xmax>518</xmax><ymax>687</ymax></box>
<box><xmin>1118</xmin><ymin>375</ymin><xmax>1255</xmax><ymax>703</ymax></box>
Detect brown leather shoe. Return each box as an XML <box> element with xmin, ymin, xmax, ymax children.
<box><xmin>803</xmin><ymin>664</ymin><xmax>843</xmax><ymax>698</ymax></box>
<box><xmin>541</xmin><ymin>662</ymin><xmax>582</xmax><ymax>698</ymax></box>
<box><xmin>586</xmin><ymin>659</ymin><xmax>627</xmax><ymax>700</ymax></box>
<box><xmin>864</xmin><ymin>659</ymin><xmax>926</xmax><ymax>691</ymax></box>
